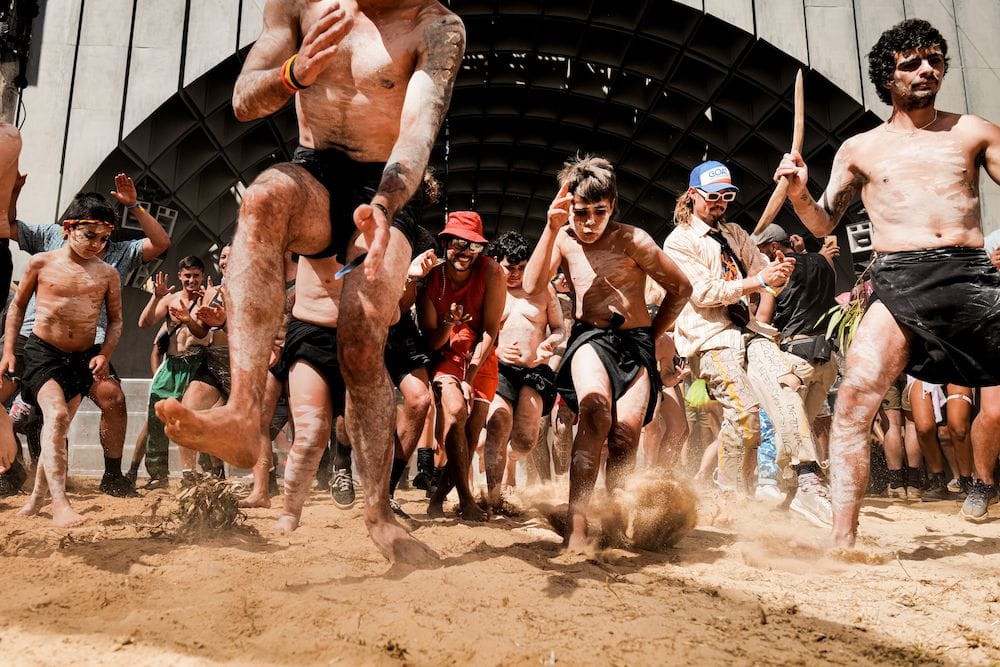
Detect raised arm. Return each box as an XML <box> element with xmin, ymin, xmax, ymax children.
<box><xmin>979</xmin><ymin>115</ymin><xmax>1000</xmax><ymax>188</ymax></box>
<box><xmin>523</xmin><ymin>182</ymin><xmax>572</xmax><ymax>295</ymax></box>
<box><xmin>356</xmin><ymin>11</ymin><xmax>466</xmax><ymax>280</ymax></box>
<box><xmin>138</xmin><ymin>272</ymin><xmax>174</xmax><ymax>329</ymax></box>
<box><xmin>110</xmin><ymin>173</ymin><xmax>171</xmax><ymax>261</ymax></box>
<box><xmin>777</xmin><ymin>141</ymin><xmax>863</xmax><ymax>238</ymax></box>
<box><xmin>232</xmin><ymin>2</ymin><xmax>353</xmax><ymax>121</ymax></box>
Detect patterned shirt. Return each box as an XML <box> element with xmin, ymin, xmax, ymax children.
<box><xmin>15</xmin><ymin>220</ymin><xmax>145</xmax><ymax>343</ymax></box>
<box><xmin>664</xmin><ymin>216</ymin><xmax>768</xmax><ymax>358</ymax></box>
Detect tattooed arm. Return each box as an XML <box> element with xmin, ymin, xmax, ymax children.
<box><xmin>776</xmin><ymin>139</ymin><xmax>863</xmax><ymax>238</ymax></box>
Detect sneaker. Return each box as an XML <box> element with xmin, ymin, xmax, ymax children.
<box><xmin>921</xmin><ymin>474</ymin><xmax>953</xmax><ymax>502</ymax></box>
<box><xmin>389</xmin><ymin>497</ymin><xmax>412</xmax><ymax>521</ymax></box>
<box><xmin>947</xmin><ymin>477</ymin><xmax>962</xmax><ymax>493</ymax></box>
<box><xmin>959</xmin><ymin>480</ymin><xmax>997</xmax><ymax>522</ymax></box>
<box><xmin>412</xmin><ymin>470</ymin><xmax>433</xmax><ymax>492</ymax></box>
<box><xmin>789</xmin><ymin>474</ymin><xmax>833</xmax><ymax>527</ymax></box>
<box><xmin>754</xmin><ymin>484</ymin><xmax>786</xmax><ymax>507</ymax></box>
<box><xmin>143</xmin><ymin>477</ymin><xmax>170</xmax><ymax>491</ymax></box>
<box><xmin>99</xmin><ymin>472</ymin><xmax>138</xmax><ymax>498</ymax></box>
<box><xmin>331</xmin><ymin>468</ymin><xmax>355</xmax><ymax>509</ymax></box>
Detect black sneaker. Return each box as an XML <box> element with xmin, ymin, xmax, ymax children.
<box><xmin>331</xmin><ymin>468</ymin><xmax>355</xmax><ymax>509</ymax></box>
<box><xmin>0</xmin><ymin>459</ymin><xmax>27</xmax><ymax>497</ymax></box>
<box><xmin>389</xmin><ymin>497</ymin><xmax>412</xmax><ymax>521</ymax></box>
<box><xmin>921</xmin><ymin>474</ymin><xmax>953</xmax><ymax>502</ymax></box>
<box><xmin>960</xmin><ymin>480</ymin><xmax>997</xmax><ymax>522</ymax></box>
<box><xmin>100</xmin><ymin>472</ymin><xmax>138</xmax><ymax>498</ymax></box>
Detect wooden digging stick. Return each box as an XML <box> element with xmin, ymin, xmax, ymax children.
<box><xmin>753</xmin><ymin>68</ymin><xmax>805</xmax><ymax>236</ymax></box>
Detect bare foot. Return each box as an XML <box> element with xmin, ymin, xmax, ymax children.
<box><xmin>564</xmin><ymin>513</ymin><xmax>593</xmax><ymax>553</ymax></box>
<box><xmin>272</xmin><ymin>513</ymin><xmax>299</xmax><ymax>534</ymax></box>
<box><xmin>490</xmin><ymin>498</ymin><xmax>521</xmax><ymax>518</ymax></box>
<box><xmin>458</xmin><ymin>501</ymin><xmax>488</xmax><ymax>522</ymax></box>
<box><xmin>367</xmin><ymin>518</ymin><xmax>439</xmax><ymax>566</ymax></box>
<box><xmin>156</xmin><ymin>399</ymin><xmax>257</xmax><ymax>468</ymax></box>
<box><xmin>51</xmin><ymin>504</ymin><xmax>88</xmax><ymax>528</ymax></box>
<box><xmin>238</xmin><ymin>491</ymin><xmax>272</xmax><ymax>509</ymax></box>
<box><xmin>17</xmin><ymin>495</ymin><xmax>42</xmax><ymax>517</ymax></box>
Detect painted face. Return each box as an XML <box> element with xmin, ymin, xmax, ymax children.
<box><xmin>444</xmin><ymin>236</ymin><xmax>483</xmax><ymax>273</ymax></box>
<box><xmin>889</xmin><ymin>46</ymin><xmax>945</xmax><ymax>109</ymax></box>
<box><xmin>690</xmin><ymin>187</ymin><xmax>735</xmax><ymax>225</ymax></box>
<box><xmin>500</xmin><ymin>258</ymin><xmax>526</xmax><ymax>289</ymax></box>
<box><xmin>219</xmin><ymin>245</ymin><xmax>231</xmax><ymax>274</ymax></box>
<box><xmin>570</xmin><ymin>196</ymin><xmax>613</xmax><ymax>244</ymax></box>
<box><xmin>178</xmin><ymin>267</ymin><xmax>205</xmax><ymax>294</ymax></box>
<box><xmin>67</xmin><ymin>223</ymin><xmax>112</xmax><ymax>258</ymax></box>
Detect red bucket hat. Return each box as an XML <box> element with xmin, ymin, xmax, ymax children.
<box><xmin>439</xmin><ymin>211</ymin><xmax>487</xmax><ymax>243</ymax></box>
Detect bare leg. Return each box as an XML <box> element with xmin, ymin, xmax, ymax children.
<box><xmin>17</xmin><ymin>454</ymin><xmax>48</xmax><ymax>516</ymax></box>
<box><xmin>126</xmin><ymin>420</ymin><xmax>148</xmax><ymax>481</ymax></box>
<box><xmin>483</xmin><ymin>394</ymin><xmax>513</xmax><ymax>509</ymax></box>
<box><xmin>605</xmin><ymin>371</ymin><xmax>650</xmax><ymax>492</ymax></box>
<box><xmin>29</xmin><ymin>383</ymin><xmax>86</xmax><ymax>527</ymax></box>
<box><xmin>339</xmin><ymin>229</ymin><xmax>439</xmax><ymax>563</ymax></box>
<box><xmin>829</xmin><ymin>303</ymin><xmax>908</xmax><ymax>548</ymax></box>
<box><xmin>158</xmin><ymin>166</ymin><xmax>330</xmax><ymax>467</ymax></box>
<box><xmin>89</xmin><ymin>377</ymin><xmax>127</xmax><ymax>461</ymax></box>
<box><xmin>651</xmin><ymin>385</ymin><xmax>689</xmax><ymax>468</ymax></box>
<box><xmin>527</xmin><ymin>415</ymin><xmax>552</xmax><ymax>485</ymax></box>
<box><xmin>565</xmin><ymin>345</ymin><xmax>613</xmax><ymax>551</ymax></box>
<box><xmin>241</xmin><ymin>373</ymin><xmax>283</xmax><ymax>509</ymax></box>
<box><xmin>274</xmin><ymin>362</ymin><xmax>333</xmax><ymax>533</ymax></box>
<box><xmin>971</xmin><ymin>386</ymin><xmax>1000</xmax><ymax>485</ymax></box>
<box><xmin>944</xmin><ymin>385</ymin><xmax>974</xmax><ymax>477</ymax></box>
<box><xmin>395</xmin><ymin>370</ymin><xmax>432</xmax><ymax>462</ymax></box>
<box><xmin>551</xmin><ymin>401</ymin><xmax>574</xmax><ymax>480</ymax></box>
<box><xmin>909</xmin><ymin>382</ymin><xmax>945</xmax><ymax>473</ymax></box>
<box><xmin>429</xmin><ymin>376</ymin><xmax>486</xmax><ymax>521</ymax></box>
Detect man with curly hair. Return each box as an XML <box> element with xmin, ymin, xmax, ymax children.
<box><xmin>775</xmin><ymin>18</ymin><xmax>1000</xmax><ymax>541</ymax></box>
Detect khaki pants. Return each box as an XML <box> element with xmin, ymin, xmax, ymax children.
<box><xmin>693</xmin><ymin>337</ymin><xmax>818</xmax><ymax>490</ymax></box>
<box><xmin>783</xmin><ymin>352</ymin><xmax>838</xmax><ymax>422</ymax></box>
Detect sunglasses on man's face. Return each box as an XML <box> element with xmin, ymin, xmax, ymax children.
<box><xmin>696</xmin><ymin>189</ymin><xmax>737</xmax><ymax>202</ymax></box>
<box><xmin>448</xmin><ymin>238</ymin><xmax>485</xmax><ymax>254</ymax></box>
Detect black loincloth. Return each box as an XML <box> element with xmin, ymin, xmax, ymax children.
<box><xmin>870</xmin><ymin>247</ymin><xmax>1000</xmax><ymax>386</ymax></box>
<box><xmin>496</xmin><ymin>360</ymin><xmax>558</xmax><ymax>416</ymax></box>
<box><xmin>21</xmin><ymin>334</ymin><xmax>100</xmax><ymax>403</ymax></box>
<box><xmin>191</xmin><ymin>345</ymin><xmax>232</xmax><ymax>398</ymax></box>
<box><xmin>556</xmin><ymin>321</ymin><xmax>661</xmax><ymax>425</ymax></box>
<box><xmin>269</xmin><ymin>318</ymin><xmax>346</xmax><ymax>417</ymax></box>
<box><xmin>291</xmin><ymin>146</ymin><xmax>418</xmax><ymax>263</ymax></box>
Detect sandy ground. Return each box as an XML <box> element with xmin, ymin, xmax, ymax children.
<box><xmin>1</xmin><ymin>475</ymin><xmax>999</xmax><ymax>666</ymax></box>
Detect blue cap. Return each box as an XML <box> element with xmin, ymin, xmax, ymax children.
<box><xmin>689</xmin><ymin>161</ymin><xmax>740</xmax><ymax>193</ymax></box>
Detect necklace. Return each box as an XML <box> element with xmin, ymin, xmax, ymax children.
<box><xmin>884</xmin><ymin>110</ymin><xmax>938</xmax><ymax>135</ymax></box>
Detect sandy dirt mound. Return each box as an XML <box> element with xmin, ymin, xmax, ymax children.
<box><xmin>1</xmin><ymin>479</ymin><xmax>998</xmax><ymax>665</ymax></box>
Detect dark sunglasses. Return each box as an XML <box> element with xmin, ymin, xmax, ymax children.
<box><xmin>448</xmin><ymin>238</ymin><xmax>485</xmax><ymax>254</ymax></box>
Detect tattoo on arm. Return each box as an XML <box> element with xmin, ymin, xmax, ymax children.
<box><xmin>827</xmin><ymin>181</ymin><xmax>859</xmax><ymax>222</ymax></box>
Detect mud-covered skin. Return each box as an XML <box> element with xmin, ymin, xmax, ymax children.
<box><xmin>775</xmin><ymin>43</ymin><xmax>1000</xmax><ymax>546</ymax></box>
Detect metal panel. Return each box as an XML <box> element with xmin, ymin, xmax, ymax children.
<box><xmin>852</xmin><ymin>0</ymin><xmax>905</xmax><ymax>116</ymax></box>
<box><xmin>754</xmin><ymin>0</ymin><xmax>808</xmax><ymax>64</ymax></box>
<box><xmin>903</xmin><ymin>0</ymin><xmax>967</xmax><ymax>113</ymax></box>
<box><xmin>184</xmin><ymin>0</ymin><xmax>239</xmax><ymax>86</ymax></box>
<box><xmin>803</xmin><ymin>0</ymin><xmax>863</xmax><ymax>102</ymax></box>
<box><xmin>239</xmin><ymin>0</ymin><xmax>265</xmax><ymax>50</ymax></box>
<box><xmin>123</xmin><ymin>0</ymin><xmax>186</xmax><ymax>136</ymax></box>
<box><xmin>58</xmin><ymin>0</ymin><xmax>133</xmax><ymax>211</ymax></box>
<box><xmin>705</xmin><ymin>0</ymin><xmax>755</xmax><ymax>33</ymax></box>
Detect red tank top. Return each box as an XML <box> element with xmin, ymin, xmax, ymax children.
<box><xmin>424</xmin><ymin>257</ymin><xmax>495</xmax><ymax>357</ymax></box>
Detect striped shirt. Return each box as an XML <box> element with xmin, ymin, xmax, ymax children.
<box><xmin>664</xmin><ymin>216</ymin><xmax>768</xmax><ymax>358</ymax></box>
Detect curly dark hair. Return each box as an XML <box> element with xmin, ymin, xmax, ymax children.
<box><xmin>867</xmin><ymin>19</ymin><xmax>949</xmax><ymax>106</ymax></box>
<box><xmin>487</xmin><ymin>231</ymin><xmax>530</xmax><ymax>264</ymax></box>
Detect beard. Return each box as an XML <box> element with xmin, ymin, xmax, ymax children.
<box><xmin>893</xmin><ymin>81</ymin><xmax>938</xmax><ymax>111</ymax></box>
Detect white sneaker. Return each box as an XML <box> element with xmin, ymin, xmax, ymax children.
<box><xmin>789</xmin><ymin>474</ymin><xmax>832</xmax><ymax>527</ymax></box>
<box><xmin>755</xmin><ymin>484</ymin><xmax>786</xmax><ymax>507</ymax></box>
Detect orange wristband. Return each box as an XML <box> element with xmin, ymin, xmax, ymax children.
<box><xmin>279</xmin><ymin>55</ymin><xmax>302</xmax><ymax>93</ymax></box>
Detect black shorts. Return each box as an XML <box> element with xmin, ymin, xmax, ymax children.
<box><xmin>871</xmin><ymin>247</ymin><xmax>1000</xmax><ymax>386</ymax></box>
<box><xmin>556</xmin><ymin>323</ymin><xmax>661</xmax><ymax>425</ymax></box>
<box><xmin>191</xmin><ymin>345</ymin><xmax>231</xmax><ymax>398</ymax></box>
<box><xmin>291</xmin><ymin>146</ymin><xmax>419</xmax><ymax>263</ymax></box>
<box><xmin>269</xmin><ymin>318</ymin><xmax>346</xmax><ymax>418</ymax></box>
<box><xmin>385</xmin><ymin>312</ymin><xmax>430</xmax><ymax>386</ymax></box>
<box><xmin>496</xmin><ymin>361</ymin><xmax>558</xmax><ymax>416</ymax></box>
<box><xmin>21</xmin><ymin>334</ymin><xmax>100</xmax><ymax>404</ymax></box>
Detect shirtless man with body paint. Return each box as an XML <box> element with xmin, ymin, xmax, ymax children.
<box><xmin>483</xmin><ymin>231</ymin><xmax>565</xmax><ymax>513</ymax></box>
<box><xmin>154</xmin><ymin>0</ymin><xmax>464</xmax><ymax>563</ymax></box>
<box><xmin>1</xmin><ymin>211</ymin><xmax>122</xmax><ymax>527</ymax></box>
<box><xmin>774</xmin><ymin>19</ymin><xmax>1000</xmax><ymax>543</ymax></box>
<box><xmin>522</xmin><ymin>156</ymin><xmax>691</xmax><ymax>552</ymax></box>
